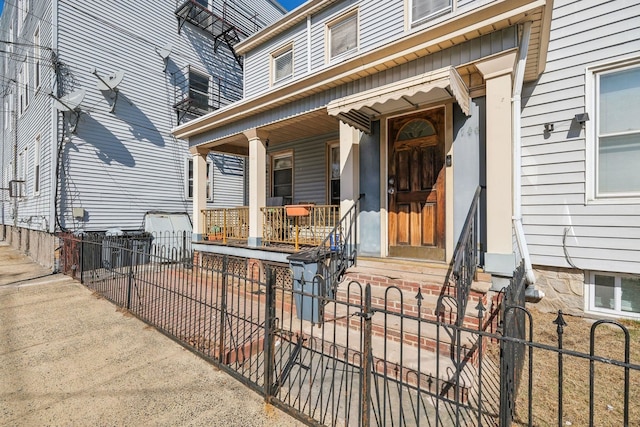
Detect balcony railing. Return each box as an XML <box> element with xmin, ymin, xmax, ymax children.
<box><xmin>202</xmin><ymin>207</ymin><xmax>249</xmax><ymax>243</ymax></box>
<box><xmin>262</xmin><ymin>205</ymin><xmax>340</xmax><ymax>249</ymax></box>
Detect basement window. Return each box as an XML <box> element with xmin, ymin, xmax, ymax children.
<box><xmin>587</xmin><ymin>272</ymin><xmax>640</xmax><ymax>318</ymax></box>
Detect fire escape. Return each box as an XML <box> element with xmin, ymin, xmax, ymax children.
<box><xmin>175</xmin><ymin>0</ymin><xmax>262</xmax><ymax>69</ymax></box>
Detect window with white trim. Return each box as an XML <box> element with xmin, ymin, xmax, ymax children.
<box><xmin>327</xmin><ymin>11</ymin><xmax>358</xmax><ymax>60</ymax></box>
<box><xmin>411</xmin><ymin>0</ymin><xmax>452</xmax><ymax>25</ymax></box>
<box><xmin>19</xmin><ymin>63</ymin><xmax>29</xmax><ymax>113</ymax></box>
<box><xmin>272</xmin><ymin>152</ymin><xmax>293</xmax><ymax>205</ymax></box>
<box><xmin>186</xmin><ymin>157</ymin><xmax>213</xmax><ymax>200</ymax></box>
<box><xmin>33</xmin><ymin>134</ymin><xmax>40</xmax><ymax>194</ymax></box>
<box><xmin>591</xmin><ymin>62</ymin><xmax>640</xmax><ymax>199</ymax></box>
<box><xmin>34</xmin><ymin>24</ymin><xmax>41</xmax><ymax>90</ymax></box>
<box><xmin>272</xmin><ymin>45</ymin><xmax>293</xmax><ymax>84</ymax></box>
<box><xmin>588</xmin><ymin>272</ymin><xmax>640</xmax><ymax>318</ymax></box>
<box><xmin>328</xmin><ymin>143</ymin><xmax>340</xmax><ymax>206</ymax></box>
<box><xmin>189</xmin><ymin>68</ymin><xmax>210</xmax><ymax>113</ymax></box>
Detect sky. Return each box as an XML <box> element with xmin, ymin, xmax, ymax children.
<box><xmin>278</xmin><ymin>0</ymin><xmax>307</xmax><ymax>11</ymax></box>
<box><xmin>0</xmin><ymin>0</ymin><xmax>306</xmax><ymax>19</ymax></box>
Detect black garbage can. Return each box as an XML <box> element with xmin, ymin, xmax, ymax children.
<box><xmin>288</xmin><ymin>250</ymin><xmax>330</xmax><ymax>324</ymax></box>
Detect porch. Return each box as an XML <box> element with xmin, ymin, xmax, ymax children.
<box><xmin>199</xmin><ymin>204</ymin><xmax>340</xmax><ymax>251</ymax></box>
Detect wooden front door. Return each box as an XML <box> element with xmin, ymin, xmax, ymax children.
<box><xmin>388</xmin><ymin>108</ymin><xmax>445</xmax><ymax>261</ymax></box>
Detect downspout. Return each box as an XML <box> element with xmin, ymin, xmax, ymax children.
<box><xmin>512</xmin><ymin>21</ymin><xmax>540</xmax><ymax>292</ymax></box>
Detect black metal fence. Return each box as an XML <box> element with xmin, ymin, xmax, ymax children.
<box><xmin>59</xmin><ymin>234</ymin><xmax>639</xmax><ymax>427</ymax></box>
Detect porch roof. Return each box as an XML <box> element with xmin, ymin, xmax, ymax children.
<box><xmin>326</xmin><ymin>66</ymin><xmax>470</xmax><ymax>133</ymax></box>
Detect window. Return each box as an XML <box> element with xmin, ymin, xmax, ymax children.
<box><xmin>34</xmin><ymin>25</ymin><xmax>41</xmax><ymax>90</ymax></box>
<box><xmin>411</xmin><ymin>0</ymin><xmax>452</xmax><ymax>25</ymax></box>
<box><xmin>19</xmin><ymin>65</ymin><xmax>25</xmax><ymax>114</ymax></box>
<box><xmin>33</xmin><ymin>135</ymin><xmax>40</xmax><ymax>194</ymax></box>
<box><xmin>588</xmin><ymin>272</ymin><xmax>640</xmax><ymax>318</ymax></box>
<box><xmin>272</xmin><ymin>46</ymin><xmax>293</xmax><ymax>84</ymax></box>
<box><xmin>186</xmin><ymin>158</ymin><xmax>213</xmax><ymax>200</ymax></box>
<box><xmin>272</xmin><ymin>152</ymin><xmax>293</xmax><ymax>205</ymax></box>
<box><xmin>328</xmin><ymin>143</ymin><xmax>340</xmax><ymax>205</ymax></box>
<box><xmin>327</xmin><ymin>11</ymin><xmax>358</xmax><ymax>60</ymax></box>
<box><xmin>189</xmin><ymin>68</ymin><xmax>210</xmax><ymax>112</ymax></box>
<box><xmin>591</xmin><ymin>62</ymin><xmax>640</xmax><ymax>199</ymax></box>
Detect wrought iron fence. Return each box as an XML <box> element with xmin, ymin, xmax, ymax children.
<box><xmin>58</xmin><ymin>233</ymin><xmax>639</xmax><ymax>427</ymax></box>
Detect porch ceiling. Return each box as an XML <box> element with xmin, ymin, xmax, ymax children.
<box><xmin>195</xmin><ymin>109</ymin><xmax>339</xmax><ymax>155</ymax></box>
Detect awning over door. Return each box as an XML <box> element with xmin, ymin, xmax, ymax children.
<box><xmin>326</xmin><ymin>66</ymin><xmax>470</xmax><ymax>133</ymax></box>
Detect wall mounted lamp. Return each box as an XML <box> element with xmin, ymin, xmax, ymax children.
<box><xmin>575</xmin><ymin>113</ymin><xmax>590</xmax><ymax>125</ymax></box>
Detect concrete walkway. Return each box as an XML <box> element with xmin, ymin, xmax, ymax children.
<box><xmin>0</xmin><ymin>242</ymin><xmax>303</xmax><ymax>426</ymax></box>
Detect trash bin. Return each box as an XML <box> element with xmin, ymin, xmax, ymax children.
<box><xmin>288</xmin><ymin>250</ymin><xmax>330</xmax><ymax>324</ymax></box>
<box><xmin>102</xmin><ymin>229</ymin><xmax>153</xmax><ymax>269</ymax></box>
<box><xmin>126</xmin><ymin>230</ymin><xmax>153</xmax><ymax>266</ymax></box>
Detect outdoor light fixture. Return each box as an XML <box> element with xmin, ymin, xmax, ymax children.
<box><xmin>544</xmin><ymin>123</ymin><xmax>554</xmax><ymax>132</ymax></box>
<box><xmin>575</xmin><ymin>113</ymin><xmax>590</xmax><ymax>125</ymax></box>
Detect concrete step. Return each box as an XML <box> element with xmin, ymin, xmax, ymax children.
<box><xmin>296</xmin><ymin>316</ymin><xmax>479</xmax><ymax>399</ymax></box>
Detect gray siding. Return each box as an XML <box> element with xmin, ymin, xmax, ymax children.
<box><xmin>244</xmin><ymin>0</ymin><xmax>490</xmax><ymax>98</ymax></box>
<box><xmin>195</xmin><ymin>26</ymin><xmax>517</xmax><ymax>146</ymax></box>
<box><xmin>267</xmin><ymin>133</ymin><xmax>337</xmax><ymax>204</ymax></box>
<box><xmin>1</xmin><ymin>0</ymin><xmax>282</xmax><ymax>233</ymax></box>
<box><xmin>520</xmin><ymin>0</ymin><xmax>640</xmax><ymax>274</ymax></box>
<box><xmin>0</xmin><ymin>1</ymin><xmax>55</xmax><ymax>232</ymax></box>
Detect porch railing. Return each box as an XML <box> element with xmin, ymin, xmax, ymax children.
<box><xmin>451</xmin><ymin>185</ymin><xmax>481</xmax><ymax>325</ymax></box>
<box><xmin>260</xmin><ymin>205</ymin><xmax>340</xmax><ymax>248</ymax></box>
<box><xmin>202</xmin><ymin>207</ymin><xmax>249</xmax><ymax>243</ymax></box>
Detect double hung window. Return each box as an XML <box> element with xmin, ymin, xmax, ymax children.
<box><xmin>591</xmin><ymin>62</ymin><xmax>640</xmax><ymax>199</ymax></box>
<box><xmin>328</xmin><ymin>11</ymin><xmax>358</xmax><ymax>61</ymax></box>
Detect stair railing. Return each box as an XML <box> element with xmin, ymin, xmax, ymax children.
<box><xmin>451</xmin><ymin>186</ymin><xmax>481</xmax><ymax>325</ymax></box>
<box><xmin>310</xmin><ymin>194</ymin><xmax>363</xmax><ymax>298</ymax></box>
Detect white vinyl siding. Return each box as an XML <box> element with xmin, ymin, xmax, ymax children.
<box><xmin>520</xmin><ymin>0</ymin><xmax>640</xmax><ymax>275</ymax></box>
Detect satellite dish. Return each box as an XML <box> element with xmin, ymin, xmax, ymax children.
<box><xmin>158</xmin><ymin>43</ymin><xmax>172</xmax><ymax>60</ymax></box>
<box><xmin>53</xmin><ymin>89</ymin><xmax>86</xmax><ymax>112</ymax></box>
<box><xmin>92</xmin><ymin>69</ymin><xmax>125</xmax><ymax>91</ymax></box>
<box><xmin>156</xmin><ymin>43</ymin><xmax>172</xmax><ymax>72</ymax></box>
<box><xmin>50</xmin><ymin>89</ymin><xmax>86</xmax><ymax>134</ymax></box>
<box><xmin>90</xmin><ymin>68</ymin><xmax>125</xmax><ymax>113</ymax></box>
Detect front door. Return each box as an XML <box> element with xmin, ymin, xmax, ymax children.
<box><xmin>388</xmin><ymin>108</ymin><xmax>445</xmax><ymax>261</ymax></box>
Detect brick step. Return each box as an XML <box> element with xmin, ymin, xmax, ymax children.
<box><xmin>334</xmin><ymin>285</ymin><xmax>485</xmax><ymax>328</ymax></box>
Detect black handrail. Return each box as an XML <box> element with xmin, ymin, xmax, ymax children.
<box><xmin>310</xmin><ymin>194</ymin><xmax>363</xmax><ymax>295</ymax></box>
<box><xmin>451</xmin><ymin>186</ymin><xmax>481</xmax><ymax>325</ymax></box>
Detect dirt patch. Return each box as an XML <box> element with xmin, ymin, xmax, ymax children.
<box><xmin>513</xmin><ymin>309</ymin><xmax>639</xmax><ymax>426</ymax></box>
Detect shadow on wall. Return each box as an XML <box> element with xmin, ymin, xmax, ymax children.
<box><xmin>75</xmin><ymin>113</ymin><xmax>136</xmax><ymax>167</ymax></box>
<box><xmin>182</xmin><ymin>25</ymin><xmax>243</xmax><ymax>103</ymax></box>
<box><xmin>212</xmin><ymin>153</ymin><xmax>244</xmax><ymax>176</ymax></box>
<box><xmin>117</xmin><ymin>93</ymin><xmax>165</xmax><ymax>147</ymax></box>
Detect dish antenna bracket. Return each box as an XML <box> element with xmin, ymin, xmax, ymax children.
<box><xmin>50</xmin><ymin>88</ymin><xmax>86</xmax><ymax>134</ymax></box>
<box><xmin>90</xmin><ymin>67</ymin><xmax>125</xmax><ymax>113</ymax></box>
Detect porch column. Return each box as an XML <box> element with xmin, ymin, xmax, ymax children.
<box><xmin>339</xmin><ymin>121</ymin><xmax>360</xmax><ymax>218</ymax></box>
<box><xmin>189</xmin><ymin>146</ymin><xmax>209</xmax><ymax>241</ymax></box>
<box><xmin>476</xmin><ymin>52</ymin><xmax>517</xmax><ymax>274</ymax></box>
<box><xmin>244</xmin><ymin>129</ymin><xmax>268</xmax><ymax>247</ymax></box>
